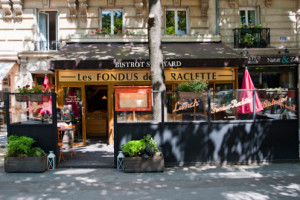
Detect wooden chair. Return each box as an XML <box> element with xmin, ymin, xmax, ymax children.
<box><xmin>59</xmin><ymin>125</ymin><xmax>76</xmax><ymax>158</ymax></box>
<box><xmin>57</xmin><ymin>127</ymin><xmax>65</xmax><ymax>163</ymax></box>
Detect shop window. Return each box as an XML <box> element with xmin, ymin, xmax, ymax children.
<box><xmin>238</xmin><ymin>67</ymin><xmax>297</xmax><ymax>89</ymax></box>
<box><xmin>166</xmin><ymin>91</ymin><xmax>209</xmax><ymax>122</ymax></box>
<box><xmin>240</xmin><ymin>8</ymin><xmax>258</xmax><ymax>26</ymax></box>
<box><xmin>101</xmin><ymin>10</ymin><xmax>123</xmax><ymax>34</ymax></box>
<box><xmin>37</xmin><ymin>11</ymin><xmax>58</xmax><ymax>51</ymax></box>
<box><xmin>166</xmin><ymin>9</ymin><xmax>187</xmax><ymax>35</ymax></box>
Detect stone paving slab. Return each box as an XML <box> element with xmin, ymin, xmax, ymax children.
<box><xmin>0</xmin><ymin>132</ymin><xmax>7</xmax><ymax>148</ymax></box>
<box><xmin>0</xmin><ymin>163</ymin><xmax>300</xmax><ymax>200</ymax></box>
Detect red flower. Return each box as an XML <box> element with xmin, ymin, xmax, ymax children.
<box><xmin>101</xmin><ymin>29</ymin><xmax>103</xmax><ymax>32</ymax></box>
<box><xmin>91</xmin><ymin>31</ymin><xmax>94</xmax><ymax>33</ymax></box>
<box><xmin>26</xmin><ymin>85</ymin><xmax>30</xmax><ymax>88</ymax></box>
<box><xmin>96</xmin><ymin>29</ymin><xmax>99</xmax><ymax>31</ymax></box>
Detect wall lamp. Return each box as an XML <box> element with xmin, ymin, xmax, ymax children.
<box><xmin>284</xmin><ymin>48</ymin><xmax>289</xmax><ymax>54</ymax></box>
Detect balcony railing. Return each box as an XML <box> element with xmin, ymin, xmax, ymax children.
<box><xmin>34</xmin><ymin>41</ymin><xmax>60</xmax><ymax>51</ymax></box>
<box><xmin>233</xmin><ymin>28</ymin><xmax>270</xmax><ymax>48</ymax></box>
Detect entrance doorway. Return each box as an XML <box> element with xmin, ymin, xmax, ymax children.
<box><xmin>85</xmin><ymin>85</ymin><xmax>108</xmax><ymax>143</ymax></box>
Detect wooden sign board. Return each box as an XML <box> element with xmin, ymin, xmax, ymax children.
<box><xmin>59</xmin><ymin>69</ymin><xmax>234</xmax><ymax>82</ymax></box>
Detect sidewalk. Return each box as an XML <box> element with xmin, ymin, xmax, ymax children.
<box><xmin>0</xmin><ymin>163</ymin><xmax>299</xmax><ymax>200</ymax></box>
<box><xmin>0</xmin><ymin>131</ymin><xmax>7</xmax><ymax>168</ymax></box>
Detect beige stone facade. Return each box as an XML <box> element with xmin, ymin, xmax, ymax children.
<box><xmin>0</xmin><ymin>0</ymin><xmax>299</xmax><ymax>144</ymax></box>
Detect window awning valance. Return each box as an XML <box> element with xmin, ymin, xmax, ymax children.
<box><xmin>48</xmin><ymin>42</ymin><xmax>247</xmax><ymax>70</ymax></box>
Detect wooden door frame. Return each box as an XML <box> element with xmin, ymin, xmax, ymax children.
<box><xmin>58</xmin><ymin>83</ymin><xmax>87</xmax><ymax>145</ymax></box>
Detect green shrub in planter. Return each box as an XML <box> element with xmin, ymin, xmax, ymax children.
<box><xmin>28</xmin><ymin>147</ymin><xmax>46</xmax><ymax>157</ymax></box>
<box><xmin>122</xmin><ymin>135</ymin><xmax>164</xmax><ymax>173</ymax></box>
<box><xmin>177</xmin><ymin>79</ymin><xmax>208</xmax><ymax>93</ymax></box>
<box><xmin>143</xmin><ymin>135</ymin><xmax>159</xmax><ymax>158</ymax></box>
<box><xmin>122</xmin><ymin>140</ymin><xmax>146</xmax><ymax>157</ymax></box>
<box><xmin>4</xmin><ymin>135</ymin><xmax>47</xmax><ymax>173</ymax></box>
<box><xmin>122</xmin><ymin>135</ymin><xmax>160</xmax><ymax>158</ymax></box>
<box><xmin>6</xmin><ymin>135</ymin><xmax>36</xmax><ymax>157</ymax></box>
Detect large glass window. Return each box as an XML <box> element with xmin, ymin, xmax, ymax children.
<box><xmin>238</xmin><ymin>67</ymin><xmax>297</xmax><ymax>89</ymax></box>
<box><xmin>240</xmin><ymin>8</ymin><xmax>257</xmax><ymax>25</ymax></box>
<box><xmin>166</xmin><ymin>10</ymin><xmax>187</xmax><ymax>35</ymax></box>
<box><xmin>102</xmin><ymin>10</ymin><xmax>123</xmax><ymax>34</ymax></box>
<box><xmin>9</xmin><ymin>94</ymin><xmax>53</xmax><ymax>124</ymax></box>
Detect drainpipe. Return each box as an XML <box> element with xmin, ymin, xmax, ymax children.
<box><xmin>216</xmin><ymin>0</ymin><xmax>219</xmax><ymax>35</ymax></box>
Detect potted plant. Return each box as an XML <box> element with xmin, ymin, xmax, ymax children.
<box><xmin>4</xmin><ymin>135</ymin><xmax>48</xmax><ymax>173</ymax></box>
<box><xmin>122</xmin><ymin>134</ymin><xmax>164</xmax><ymax>173</ymax></box>
<box><xmin>176</xmin><ymin>79</ymin><xmax>208</xmax><ymax>99</ymax></box>
<box><xmin>29</xmin><ymin>84</ymin><xmax>43</xmax><ymax>102</ymax></box>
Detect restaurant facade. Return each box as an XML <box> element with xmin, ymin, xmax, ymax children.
<box><xmin>1</xmin><ymin>0</ymin><xmax>300</xmax><ymax>164</ymax></box>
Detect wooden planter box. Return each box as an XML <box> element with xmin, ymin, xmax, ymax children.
<box><xmin>124</xmin><ymin>154</ymin><xmax>164</xmax><ymax>173</ymax></box>
<box><xmin>15</xmin><ymin>94</ymin><xmax>29</xmax><ymax>102</ymax></box>
<box><xmin>4</xmin><ymin>155</ymin><xmax>47</xmax><ymax>173</ymax></box>
<box><xmin>178</xmin><ymin>92</ymin><xmax>203</xmax><ymax>99</ymax></box>
<box><xmin>29</xmin><ymin>94</ymin><xmax>43</xmax><ymax>102</ymax></box>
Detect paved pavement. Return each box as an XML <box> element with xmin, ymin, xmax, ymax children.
<box><xmin>0</xmin><ymin>163</ymin><xmax>299</xmax><ymax>200</ymax></box>
<box><xmin>0</xmin><ymin>131</ymin><xmax>7</xmax><ymax>148</ymax></box>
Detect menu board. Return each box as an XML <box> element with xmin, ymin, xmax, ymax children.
<box><xmin>114</xmin><ymin>86</ymin><xmax>152</xmax><ymax>111</ymax></box>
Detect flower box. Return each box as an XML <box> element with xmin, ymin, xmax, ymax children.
<box><xmin>29</xmin><ymin>94</ymin><xmax>43</xmax><ymax>102</ymax></box>
<box><xmin>4</xmin><ymin>155</ymin><xmax>47</xmax><ymax>173</ymax></box>
<box><xmin>15</xmin><ymin>94</ymin><xmax>29</xmax><ymax>102</ymax></box>
<box><xmin>124</xmin><ymin>153</ymin><xmax>164</xmax><ymax>173</ymax></box>
<box><xmin>178</xmin><ymin>92</ymin><xmax>203</xmax><ymax>99</ymax></box>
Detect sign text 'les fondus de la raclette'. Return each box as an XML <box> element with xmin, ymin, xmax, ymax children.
<box><xmin>59</xmin><ymin>70</ymin><xmax>234</xmax><ymax>82</ymax></box>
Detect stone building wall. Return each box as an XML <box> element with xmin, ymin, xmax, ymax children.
<box><xmin>219</xmin><ymin>0</ymin><xmax>300</xmax><ymax>49</ymax></box>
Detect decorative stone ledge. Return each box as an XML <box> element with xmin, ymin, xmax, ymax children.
<box><xmin>135</xmin><ymin>0</ymin><xmax>144</xmax><ymax>17</ymax></box>
<box><xmin>173</xmin><ymin>0</ymin><xmax>181</xmax><ymax>6</ymax></box>
<box><xmin>78</xmin><ymin>0</ymin><xmax>88</xmax><ymax>18</ymax></box>
<box><xmin>65</xmin><ymin>34</ymin><xmax>221</xmax><ymax>43</ymax></box>
<box><xmin>1</xmin><ymin>0</ymin><xmax>13</xmax><ymax>18</ymax></box>
<box><xmin>12</xmin><ymin>0</ymin><xmax>23</xmax><ymax>18</ymax></box>
<box><xmin>107</xmin><ymin>0</ymin><xmax>114</xmax><ymax>6</ymax></box>
<box><xmin>68</xmin><ymin>0</ymin><xmax>77</xmax><ymax>18</ymax></box>
<box><xmin>200</xmin><ymin>0</ymin><xmax>209</xmax><ymax>22</ymax></box>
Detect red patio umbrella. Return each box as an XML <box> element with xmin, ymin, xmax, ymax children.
<box><xmin>237</xmin><ymin>69</ymin><xmax>263</xmax><ymax>114</ymax></box>
<box><xmin>39</xmin><ymin>75</ymin><xmax>52</xmax><ymax>115</ymax></box>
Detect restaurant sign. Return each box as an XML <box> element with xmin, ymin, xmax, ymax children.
<box><xmin>248</xmin><ymin>55</ymin><xmax>300</xmax><ymax>65</ymax></box>
<box><xmin>211</xmin><ymin>96</ymin><xmax>295</xmax><ymax>113</ymax></box>
<box><xmin>59</xmin><ymin>69</ymin><xmax>234</xmax><ymax>82</ymax></box>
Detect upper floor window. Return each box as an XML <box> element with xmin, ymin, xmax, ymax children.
<box><xmin>37</xmin><ymin>11</ymin><xmax>58</xmax><ymax>51</ymax></box>
<box><xmin>166</xmin><ymin>9</ymin><xmax>187</xmax><ymax>35</ymax></box>
<box><xmin>240</xmin><ymin>8</ymin><xmax>258</xmax><ymax>26</ymax></box>
<box><xmin>101</xmin><ymin>10</ymin><xmax>123</xmax><ymax>34</ymax></box>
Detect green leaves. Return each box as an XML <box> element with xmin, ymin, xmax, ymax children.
<box><xmin>122</xmin><ymin>140</ymin><xmax>146</xmax><ymax>157</ymax></box>
<box><xmin>121</xmin><ymin>135</ymin><xmax>160</xmax><ymax>158</ymax></box>
<box><xmin>177</xmin><ymin>79</ymin><xmax>208</xmax><ymax>93</ymax></box>
<box><xmin>6</xmin><ymin>135</ymin><xmax>35</xmax><ymax>157</ymax></box>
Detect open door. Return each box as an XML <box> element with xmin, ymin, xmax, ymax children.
<box><xmin>38</xmin><ymin>12</ymin><xmax>49</xmax><ymax>51</ymax></box>
<box><xmin>85</xmin><ymin>85</ymin><xmax>108</xmax><ymax>141</ymax></box>
<box><xmin>60</xmin><ymin>87</ymin><xmax>86</xmax><ymax>145</ymax></box>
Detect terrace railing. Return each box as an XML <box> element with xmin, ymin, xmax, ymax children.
<box><xmin>233</xmin><ymin>28</ymin><xmax>270</xmax><ymax>48</ymax></box>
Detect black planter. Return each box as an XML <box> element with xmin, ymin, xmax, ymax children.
<box><xmin>4</xmin><ymin>155</ymin><xmax>47</xmax><ymax>173</ymax></box>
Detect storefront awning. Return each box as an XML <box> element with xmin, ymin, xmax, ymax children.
<box><xmin>48</xmin><ymin>42</ymin><xmax>247</xmax><ymax>70</ymax></box>
<box><xmin>0</xmin><ymin>62</ymin><xmax>16</xmax><ymax>90</ymax></box>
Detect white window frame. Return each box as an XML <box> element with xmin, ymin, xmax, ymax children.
<box><xmin>37</xmin><ymin>9</ymin><xmax>58</xmax><ymax>51</ymax></box>
<box><xmin>165</xmin><ymin>8</ymin><xmax>189</xmax><ymax>35</ymax></box>
<box><xmin>239</xmin><ymin>7</ymin><xmax>259</xmax><ymax>25</ymax></box>
<box><xmin>100</xmin><ymin>9</ymin><xmax>124</xmax><ymax>35</ymax></box>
